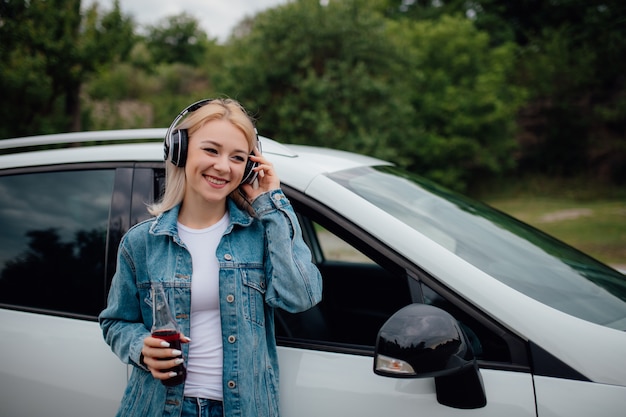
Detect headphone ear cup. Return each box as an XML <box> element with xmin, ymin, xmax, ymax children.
<box><xmin>169</xmin><ymin>129</ymin><xmax>188</xmax><ymax>167</ymax></box>
<box><xmin>241</xmin><ymin>157</ymin><xmax>258</xmax><ymax>185</ymax></box>
<box><xmin>240</xmin><ymin>138</ymin><xmax>262</xmax><ymax>185</ymax></box>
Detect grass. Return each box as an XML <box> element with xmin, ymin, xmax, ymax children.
<box><xmin>474</xmin><ymin>175</ymin><xmax>626</xmax><ymax>269</ymax></box>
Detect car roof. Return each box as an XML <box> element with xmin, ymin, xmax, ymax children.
<box><xmin>0</xmin><ymin>129</ymin><xmax>390</xmax><ymax>192</ymax></box>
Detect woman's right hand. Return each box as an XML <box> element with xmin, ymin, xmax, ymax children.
<box><xmin>140</xmin><ymin>334</ymin><xmax>189</xmax><ymax>381</ymax></box>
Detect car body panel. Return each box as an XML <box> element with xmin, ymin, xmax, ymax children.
<box><xmin>278</xmin><ymin>346</ymin><xmax>536</xmax><ymax>417</ymax></box>
<box><xmin>0</xmin><ymin>310</ymin><xmax>126</xmax><ymax>417</ymax></box>
<box><xmin>534</xmin><ymin>376</ymin><xmax>626</xmax><ymax>417</ymax></box>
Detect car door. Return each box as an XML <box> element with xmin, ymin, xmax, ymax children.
<box><xmin>0</xmin><ymin>165</ymin><xmax>131</xmax><ymax>417</ymax></box>
<box><xmin>274</xmin><ymin>188</ymin><xmax>537</xmax><ymax>417</ymax></box>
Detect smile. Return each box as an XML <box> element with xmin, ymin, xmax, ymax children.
<box><xmin>205</xmin><ymin>175</ymin><xmax>227</xmax><ymax>185</ymax></box>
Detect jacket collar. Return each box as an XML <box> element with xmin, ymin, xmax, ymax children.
<box><xmin>150</xmin><ymin>198</ymin><xmax>254</xmax><ymax>237</ymax></box>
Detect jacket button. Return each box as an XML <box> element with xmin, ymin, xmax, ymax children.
<box><xmin>224</xmin><ymin>254</ymin><xmax>232</xmax><ymax>261</ymax></box>
<box><xmin>228</xmin><ymin>335</ymin><xmax>236</xmax><ymax>343</ymax></box>
<box><xmin>228</xmin><ymin>380</ymin><xmax>236</xmax><ymax>389</ymax></box>
<box><xmin>226</xmin><ymin>294</ymin><xmax>234</xmax><ymax>303</ymax></box>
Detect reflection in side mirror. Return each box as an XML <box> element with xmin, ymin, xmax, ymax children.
<box><xmin>374</xmin><ymin>304</ymin><xmax>487</xmax><ymax>409</ymax></box>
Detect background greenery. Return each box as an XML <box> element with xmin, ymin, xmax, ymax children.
<box><xmin>1</xmin><ymin>0</ymin><xmax>624</xmax><ymax>266</ymax></box>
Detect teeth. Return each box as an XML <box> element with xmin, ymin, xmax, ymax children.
<box><xmin>206</xmin><ymin>176</ymin><xmax>226</xmax><ymax>185</ymax></box>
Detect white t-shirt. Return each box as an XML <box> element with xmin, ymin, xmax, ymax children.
<box><xmin>178</xmin><ymin>213</ymin><xmax>229</xmax><ymax>400</ymax></box>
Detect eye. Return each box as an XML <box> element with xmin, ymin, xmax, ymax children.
<box><xmin>232</xmin><ymin>155</ymin><xmax>246</xmax><ymax>163</ymax></box>
<box><xmin>202</xmin><ymin>147</ymin><xmax>218</xmax><ymax>155</ymax></box>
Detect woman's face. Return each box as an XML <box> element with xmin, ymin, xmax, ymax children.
<box><xmin>183</xmin><ymin>119</ymin><xmax>250</xmax><ymax>206</ymax></box>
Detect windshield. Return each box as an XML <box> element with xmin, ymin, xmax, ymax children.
<box><xmin>327</xmin><ymin>166</ymin><xmax>626</xmax><ymax>330</ymax></box>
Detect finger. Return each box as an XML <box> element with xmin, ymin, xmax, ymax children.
<box><xmin>148</xmin><ymin>347</ymin><xmax>182</xmax><ymax>359</ymax></box>
<box><xmin>249</xmin><ymin>153</ymin><xmax>263</xmax><ymax>162</ymax></box>
<box><xmin>142</xmin><ymin>344</ymin><xmax>182</xmax><ymax>361</ymax></box>
<box><xmin>144</xmin><ymin>354</ymin><xmax>183</xmax><ymax>371</ymax></box>
<box><xmin>152</xmin><ymin>369</ymin><xmax>177</xmax><ymax>381</ymax></box>
<box><xmin>150</xmin><ymin>362</ymin><xmax>182</xmax><ymax>381</ymax></box>
<box><xmin>144</xmin><ymin>336</ymin><xmax>171</xmax><ymax>348</ymax></box>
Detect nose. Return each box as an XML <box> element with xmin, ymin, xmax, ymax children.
<box><xmin>212</xmin><ymin>154</ymin><xmax>231</xmax><ymax>173</ymax></box>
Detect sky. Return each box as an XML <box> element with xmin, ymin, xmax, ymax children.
<box><xmin>84</xmin><ymin>0</ymin><xmax>290</xmax><ymax>42</ymax></box>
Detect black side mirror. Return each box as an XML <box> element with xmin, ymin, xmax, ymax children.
<box><xmin>374</xmin><ymin>303</ymin><xmax>487</xmax><ymax>409</ymax></box>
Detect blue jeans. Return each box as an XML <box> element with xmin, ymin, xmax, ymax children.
<box><xmin>181</xmin><ymin>397</ymin><xmax>223</xmax><ymax>417</ymax></box>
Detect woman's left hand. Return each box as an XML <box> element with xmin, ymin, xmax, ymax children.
<box><xmin>240</xmin><ymin>149</ymin><xmax>280</xmax><ymax>200</ymax></box>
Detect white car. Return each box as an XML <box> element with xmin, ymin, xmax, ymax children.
<box><xmin>0</xmin><ymin>130</ymin><xmax>625</xmax><ymax>417</ymax></box>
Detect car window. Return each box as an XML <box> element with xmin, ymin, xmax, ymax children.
<box><xmin>328</xmin><ymin>166</ymin><xmax>626</xmax><ymax>331</ymax></box>
<box><xmin>275</xmin><ymin>213</ymin><xmax>412</xmax><ymax>349</ymax></box>
<box><xmin>316</xmin><ymin>226</ymin><xmax>374</xmax><ymax>264</ymax></box>
<box><xmin>0</xmin><ymin>169</ymin><xmax>114</xmax><ymax>317</ymax></box>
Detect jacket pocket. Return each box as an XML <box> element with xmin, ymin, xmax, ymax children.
<box><xmin>241</xmin><ymin>269</ymin><xmax>267</xmax><ymax>326</ymax></box>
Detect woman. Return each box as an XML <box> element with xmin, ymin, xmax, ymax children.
<box><xmin>99</xmin><ymin>98</ymin><xmax>323</xmax><ymax>417</ymax></box>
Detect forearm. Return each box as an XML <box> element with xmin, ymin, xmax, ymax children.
<box><xmin>253</xmin><ymin>189</ymin><xmax>323</xmax><ymax>312</ymax></box>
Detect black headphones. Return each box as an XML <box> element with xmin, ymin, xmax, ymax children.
<box><xmin>164</xmin><ymin>99</ymin><xmax>261</xmax><ymax>185</ymax></box>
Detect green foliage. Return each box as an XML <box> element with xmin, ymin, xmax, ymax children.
<box><xmin>394</xmin><ymin>15</ymin><xmax>525</xmax><ymax>188</ymax></box>
<box><xmin>0</xmin><ymin>0</ymin><xmax>80</xmax><ymax>137</ymax></box>
<box><xmin>217</xmin><ymin>2</ymin><xmax>522</xmax><ymax>190</ymax></box>
<box><xmin>4</xmin><ymin>0</ymin><xmax>623</xmax><ymax>191</ymax></box>
<box><xmin>384</xmin><ymin>0</ymin><xmax>626</xmax><ymax>183</ymax></box>
<box><xmin>148</xmin><ymin>63</ymin><xmax>217</xmax><ymax>126</ymax></box>
<box><xmin>83</xmin><ymin>59</ymin><xmax>218</xmax><ymax>130</ymax></box>
<box><xmin>81</xmin><ymin>1</ymin><xmax>136</xmax><ymax>71</ymax></box>
<box><xmin>144</xmin><ymin>13</ymin><xmax>214</xmax><ymax>66</ymax></box>
<box><xmin>81</xmin><ymin>11</ymin><xmax>228</xmax><ymax>131</ymax></box>
<box><xmin>511</xmin><ymin>3</ymin><xmax>626</xmax><ymax>180</ymax></box>
<box><xmin>218</xmin><ymin>0</ymin><xmax>413</xmax><ymax>165</ymax></box>
<box><xmin>0</xmin><ymin>0</ymin><xmax>135</xmax><ymax>137</ymax></box>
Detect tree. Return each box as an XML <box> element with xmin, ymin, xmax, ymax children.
<box><xmin>511</xmin><ymin>1</ymin><xmax>626</xmax><ymax>181</ymax></box>
<box><xmin>82</xmin><ymin>10</ymin><xmax>230</xmax><ymax>131</ymax></box>
<box><xmin>0</xmin><ymin>0</ymin><xmax>135</xmax><ymax>138</ymax></box>
<box><xmin>144</xmin><ymin>13</ymin><xmax>213</xmax><ymax>66</ymax></box>
<box><xmin>217</xmin><ymin>0</ymin><xmax>522</xmax><ymax>190</ymax></box>
<box><xmin>392</xmin><ymin>15</ymin><xmax>525</xmax><ymax>188</ymax></box>
<box><xmin>382</xmin><ymin>0</ymin><xmax>626</xmax><ymax>183</ymax></box>
<box><xmin>218</xmin><ymin>0</ymin><xmax>415</xmax><ymax>163</ymax></box>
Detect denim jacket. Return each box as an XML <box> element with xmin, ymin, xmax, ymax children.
<box><xmin>99</xmin><ymin>189</ymin><xmax>323</xmax><ymax>417</ymax></box>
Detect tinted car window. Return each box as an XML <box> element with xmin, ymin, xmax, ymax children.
<box><xmin>328</xmin><ymin>166</ymin><xmax>626</xmax><ymax>330</ymax></box>
<box><xmin>0</xmin><ymin>170</ymin><xmax>114</xmax><ymax>317</ymax></box>
<box><xmin>276</xmin><ymin>212</ymin><xmax>412</xmax><ymax>349</ymax></box>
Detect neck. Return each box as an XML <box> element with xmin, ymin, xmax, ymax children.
<box><xmin>178</xmin><ymin>199</ymin><xmax>227</xmax><ymax>229</ymax></box>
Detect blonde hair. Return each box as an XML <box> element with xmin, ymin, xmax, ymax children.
<box><xmin>148</xmin><ymin>98</ymin><xmax>257</xmax><ymax>216</ymax></box>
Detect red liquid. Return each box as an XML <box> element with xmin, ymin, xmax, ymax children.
<box><xmin>152</xmin><ymin>329</ymin><xmax>186</xmax><ymax>386</ymax></box>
